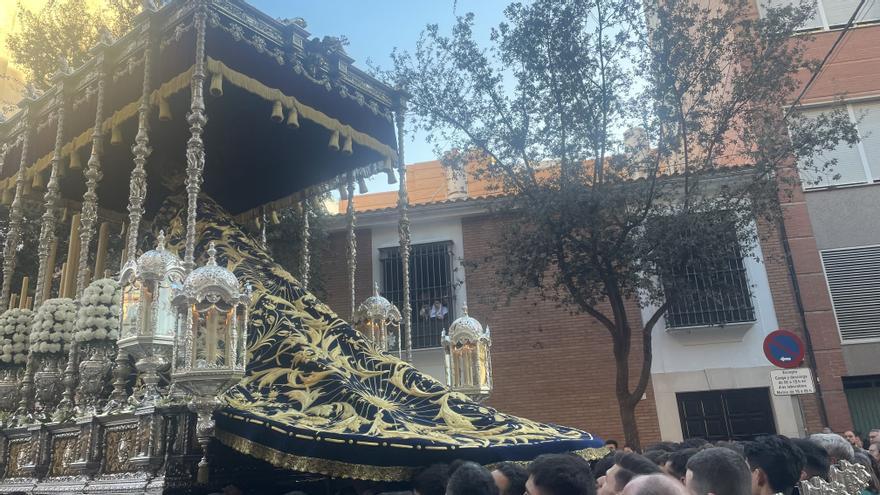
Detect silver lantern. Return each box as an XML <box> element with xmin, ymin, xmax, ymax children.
<box><xmin>441</xmin><ymin>305</ymin><xmax>493</xmax><ymax>402</ymax></box>
<box><xmin>171</xmin><ymin>241</ymin><xmax>249</xmax><ymax>483</ymax></box>
<box><xmin>118</xmin><ymin>230</ymin><xmax>184</xmax><ymax>405</ymax></box>
<box><xmin>353</xmin><ymin>283</ymin><xmax>401</xmax><ymax>355</ymax></box>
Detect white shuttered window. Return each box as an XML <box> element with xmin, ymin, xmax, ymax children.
<box><xmin>821</xmin><ymin>245</ymin><xmax>880</xmax><ymax>342</ymax></box>
<box><xmin>759</xmin><ymin>0</ymin><xmax>880</xmax><ymax>29</ymax></box>
<box><xmin>799</xmin><ymin>101</ymin><xmax>880</xmax><ymax>189</ymax></box>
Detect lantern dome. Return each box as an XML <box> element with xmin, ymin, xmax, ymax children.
<box><xmin>124</xmin><ymin>230</ymin><xmax>183</xmax><ymax>282</ymax></box>
<box><xmin>181</xmin><ymin>242</ymin><xmax>241</xmax><ymax>302</ymax></box>
<box><xmin>353</xmin><ymin>283</ymin><xmax>401</xmax><ymax>353</ymax></box>
<box><xmin>354</xmin><ymin>283</ymin><xmax>401</xmax><ymax>324</ymax></box>
<box><xmin>447</xmin><ymin>305</ymin><xmax>485</xmax><ymax>342</ymax></box>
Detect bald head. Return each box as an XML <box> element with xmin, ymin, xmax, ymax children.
<box><xmin>621</xmin><ymin>474</ymin><xmax>688</xmax><ymax>495</ymax></box>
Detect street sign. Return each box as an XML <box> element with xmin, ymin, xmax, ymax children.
<box><xmin>770</xmin><ymin>368</ymin><xmax>815</xmax><ymax>396</ymax></box>
<box><xmin>763</xmin><ymin>329</ymin><xmax>805</xmax><ymax>369</ymax></box>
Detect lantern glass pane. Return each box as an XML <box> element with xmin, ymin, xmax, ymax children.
<box><xmin>193</xmin><ymin>305</ymin><xmax>234</xmax><ymax>368</ymax></box>
<box><xmin>155</xmin><ymin>282</ymin><xmax>176</xmax><ymax>337</ymax></box>
<box><xmin>121</xmin><ymin>282</ymin><xmax>141</xmax><ymax>338</ymax></box>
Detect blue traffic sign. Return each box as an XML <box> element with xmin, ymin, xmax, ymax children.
<box><xmin>763</xmin><ymin>329</ymin><xmax>805</xmax><ymax>369</ymax></box>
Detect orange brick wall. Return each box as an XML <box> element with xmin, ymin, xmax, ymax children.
<box><xmin>460</xmin><ymin>213</ymin><xmax>662</xmax><ymax>445</ymax></box>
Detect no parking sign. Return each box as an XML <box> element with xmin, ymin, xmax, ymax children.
<box><xmin>763</xmin><ymin>329</ymin><xmax>805</xmax><ymax>369</ymax></box>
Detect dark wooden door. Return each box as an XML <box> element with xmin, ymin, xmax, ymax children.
<box><xmin>677</xmin><ymin>388</ymin><xmax>776</xmax><ymax>441</ymax></box>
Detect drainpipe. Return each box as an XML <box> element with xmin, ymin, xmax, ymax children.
<box><xmin>776</xmin><ymin>212</ymin><xmax>830</xmax><ymax>429</ymax></box>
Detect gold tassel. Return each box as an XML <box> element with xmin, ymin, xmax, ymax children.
<box><xmin>342</xmin><ymin>134</ymin><xmax>353</xmax><ymax>155</ymax></box>
<box><xmin>271</xmin><ymin>100</ymin><xmax>284</xmax><ymax>123</ymax></box>
<box><xmin>110</xmin><ymin>125</ymin><xmax>122</xmax><ymax>145</ymax></box>
<box><xmin>328</xmin><ymin>130</ymin><xmax>340</xmax><ymax>151</ymax></box>
<box><xmin>338</xmin><ymin>185</ymin><xmax>348</xmax><ymax>200</ymax></box>
<box><xmin>286</xmin><ymin>106</ymin><xmax>300</xmax><ymax>128</ymax></box>
<box><xmin>271</xmin><ymin>211</ymin><xmax>280</xmax><ymax>225</ymax></box>
<box><xmin>69</xmin><ymin>151</ymin><xmax>82</xmax><ymax>171</ymax></box>
<box><xmin>209</xmin><ymin>72</ymin><xmax>223</xmax><ymax>97</ymax></box>
<box><xmin>23</xmin><ymin>180</ymin><xmax>32</xmax><ymax>196</ymax></box>
<box><xmin>158</xmin><ymin>96</ymin><xmax>173</xmax><ymax>121</ymax></box>
<box><xmin>358</xmin><ymin>177</ymin><xmax>368</xmax><ymax>194</ymax></box>
<box><xmin>386</xmin><ymin>169</ymin><xmax>397</xmax><ymax>185</ymax></box>
<box><xmin>32</xmin><ymin>172</ymin><xmax>45</xmax><ymax>190</ymax></box>
<box><xmin>1</xmin><ymin>187</ymin><xmax>12</xmax><ymax>205</ymax></box>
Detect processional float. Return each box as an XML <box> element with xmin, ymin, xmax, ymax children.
<box><xmin>0</xmin><ymin>0</ymin><xmax>605</xmax><ymax>493</ymax></box>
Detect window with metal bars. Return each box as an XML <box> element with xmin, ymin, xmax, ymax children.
<box><xmin>663</xmin><ymin>229</ymin><xmax>755</xmax><ymax>328</ymax></box>
<box><xmin>380</xmin><ymin>241</ymin><xmax>456</xmax><ymax>349</ymax></box>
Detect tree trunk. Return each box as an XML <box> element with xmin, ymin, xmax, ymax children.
<box><xmin>618</xmin><ymin>396</ymin><xmax>641</xmax><ymax>451</ymax></box>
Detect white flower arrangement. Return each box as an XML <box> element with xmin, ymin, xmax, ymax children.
<box><xmin>75</xmin><ymin>278</ymin><xmax>122</xmax><ymax>343</ymax></box>
<box><xmin>31</xmin><ymin>298</ymin><xmax>76</xmax><ymax>354</ymax></box>
<box><xmin>0</xmin><ymin>308</ymin><xmax>33</xmax><ymax>365</ymax></box>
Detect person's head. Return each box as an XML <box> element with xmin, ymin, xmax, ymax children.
<box><xmin>869</xmin><ymin>429</ymin><xmax>880</xmax><ymax>444</ymax></box>
<box><xmin>621</xmin><ymin>474</ymin><xmax>689</xmax><ymax>495</ymax></box>
<box><xmin>593</xmin><ymin>455</ymin><xmax>617</xmax><ymax>480</ymax></box>
<box><xmin>843</xmin><ymin>430</ymin><xmax>863</xmax><ymax>448</ymax></box>
<box><xmin>642</xmin><ymin>450</ymin><xmax>666</xmax><ymax>466</ymax></box>
<box><xmin>646</xmin><ymin>442</ymin><xmax>679</xmax><ymax>453</ymax></box>
<box><xmin>492</xmin><ymin>462</ymin><xmax>528</xmax><ymax>495</ymax></box>
<box><xmin>446</xmin><ymin>462</ymin><xmax>498</xmax><ymax>495</ymax></box>
<box><xmin>869</xmin><ymin>443</ymin><xmax>880</xmax><ymax>463</ymax></box>
<box><xmin>526</xmin><ymin>454</ymin><xmax>595</xmax><ymax>495</ymax></box>
<box><xmin>744</xmin><ymin>436</ymin><xmax>805</xmax><ymax>495</ymax></box>
<box><xmin>623</xmin><ymin>445</ymin><xmax>636</xmax><ymax>454</ymax></box>
<box><xmin>810</xmin><ymin>433</ymin><xmax>855</xmax><ymax>463</ymax></box>
<box><xmin>715</xmin><ymin>441</ymin><xmax>745</xmax><ymax>457</ymax></box>
<box><xmin>681</xmin><ymin>438</ymin><xmax>710</xmax><ymax>450</ymax></box>
<box><xmin>664</xmin><ymin>448</ymin><xmax>697</xmax><ymax>482</ymax></box>
<box><xmin>791</xmin><ymin>438</ymin><xmax>830</xmax><ymax>482</ymax></box>
<box><xmin>599</xmin><ymin>452</ymin><xmax>662</xmax><ymax>495</ymax></box>
<box><xmin>413</xmin><ymin>464</ymin><xmax>450</xmax><ymax>495</ymax></box>
<box><xmin>685</xmin><ymin>447</ymin><xmax>751</xmax><ymax>495</ymax></box>
<box><xmin>606</xmin><ymin>440</ymin><xmax>619</xmax><ymax>451</ymax></box>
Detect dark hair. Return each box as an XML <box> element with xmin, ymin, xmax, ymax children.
<box><xmin>686</xmin><ymin>447</ymin><xmax>751</xmax><ymax>495</ymax></box>
<box><xmin>744</xmin><ymin>436</ymin><xmax>806</xmax><ymax>495</ymax></box>
<box><xmin>493</xmin><ymin>462</ymin><xmax>528</xmax><ymax>495</ymax></box>
<box><xmin>623</xmin><ymin>444</ymin><xmax>638</xmax><ymax>452</ymax></box>
<box><xmin>666</xmin><ymin>448</ymin><xmax>698</xmax><ymax>480</ymax></box>
<box><xmin>446</xmin><ymin>462</ymin><xmax>498</xmax><ymax>495</ymax></box>
<box><xmin>714</xmin><ymin>441</ymin><xmax>745</xmax><ymax>457</ymax></box>
<box><xmin>412</xmin><ymin>463</ymin><xmax>450</xmax><ymax>495</ymax></box>
<box><xmin>606</xmin><ymin>439</ymin><xmax>619</xmax><ymax>448</ymax></box>
<box><xmin>681</xmin><ymin>438</ymin><xmax>710</xmax><ymax>450</ymax></box>
<box><xmin>592</xmin><ymin>454</ymin><xmax>616</xmax><ymax>479</ymax></box>
<box><xmin>792</xmin><ymin>438</ymin><xmax>830</xmax><ymax>482</ymax></box>
<box><xmin>528</xmin><ymin>454</ymin><xmax>596</xmax><ymax>495</ymax></box>
<box><xmin>642</xmin><ymin>450</ymin><xmax>667</xmax><ymax>466</ymax></box>
<box><xmin>646</xmin><ymin>442</ymin><xmax>679</xmax><ymax>453</ymax></box>
<box><xmin>612</xmin><ymin>452</ymin><xmax>662</xmax><ymax>487</ymax></box>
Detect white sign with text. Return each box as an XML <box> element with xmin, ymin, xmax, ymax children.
<box><xmin>770</xmin><ymin>368</ymin><xmax>815</xmax><ymax>396</ymax></box>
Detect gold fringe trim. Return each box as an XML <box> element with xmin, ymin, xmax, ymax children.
<box><xmin>215</xmin><ymin>429</ymin><xmax>417</xmax><ymax>482</ymax></box>
<box><xmin>205</xmin><ymin>57</ymin><xmax>398</xmax><ymax>163</ymax></box>
<box><xmin>3</xmin><ymin>67</ymin><xmax>196</xmax><ymax>192</ymax></box>
<box><xmin>215</xmin><ymin>429</ymin><xmax>609</xmax><ymax>482</ymax></box>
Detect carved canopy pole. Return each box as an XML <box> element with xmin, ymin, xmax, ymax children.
<box><xmin>184</xmin><ymin>6</ymin><xmax>209</xmax><ymax>272</ymax></box>
<box><xmin>1</xmin><ymin>111</ymin><xmax>32</xmax><ymax>310</ymax></box>
<box><xmin>34</xmin><ymin>87</ymin><xmax>68</xmax><ymax>308</ymax></box>
<box><xmin>346</xmin><ymin>175</ymin><xmax>357</xmax><ymax>319</ymax></box>
<box><xmin>124</xmin><ymin>31</ymin><xmax>155</xmax><ymax>267</ymax></box>
<box><xmin>300</xmin><ymin>200</ymin><xmax>311</xmax><ymax>289</ymax></box>
<box><xmin>395</xmin><ymin>102</ymin><xmax>413</xmax><ymax>362</ymax></box>
<box><xmin>76</xmin><ymin>55</ymin><xmax>109</xmax><ymax>297</ymax></box>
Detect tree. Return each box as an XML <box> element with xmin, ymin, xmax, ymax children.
<box><xmin>389</xmin><ymin>0</ymin><xmax>857</xmax><ymax>447</ymax></box>
<box><xmin>6</xmin><ymin>0</ymin><xmax>140</xmax><ymax>91</ymax></box>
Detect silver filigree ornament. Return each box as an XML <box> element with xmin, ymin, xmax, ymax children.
<box><xmin>171</xmin><ymin>241</ymin><xmax>250</xmax><ymax>484</ymax></box>
<box><xmin>117</xmin><ymin>231</ymin><xmax>185</xmax><ymax>407</ymax></box>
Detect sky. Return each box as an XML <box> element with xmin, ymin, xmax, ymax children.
<box><xmin>250</xmin><ymin>0</ymin><xmax>511</xmax><ymax>192</ymax></box>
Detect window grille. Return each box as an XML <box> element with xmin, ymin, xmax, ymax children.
<box><xmin>821</xmin><ymin>245</ymin><xmax>880</xmax><ymax>342</ymax></box>
<box><xmin>380</xmin><ymin>241</ymin><xmax>456</xmax><ymax>349</ymax></box>
<box><xmin>663</xmin><ymin>230</ymin><xmax>755</xmax><ymax>328</ymax></box>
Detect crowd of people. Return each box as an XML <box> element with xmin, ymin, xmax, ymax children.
<box><xmin>407</xmin><ymin>428</ymin><xmax>880</xmax><ymax>495</ymax></box>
